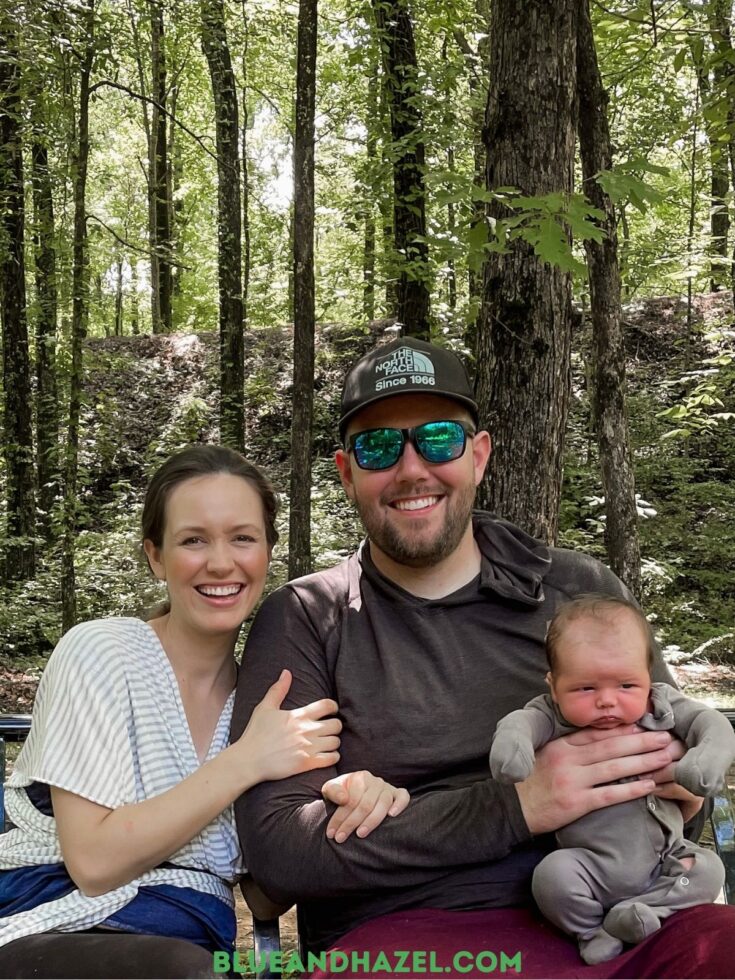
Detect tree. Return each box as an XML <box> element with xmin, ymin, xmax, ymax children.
<box><xmin>30</xmin><ymin>92</ymin><xmax>60</xmax><ymax>537</ymax></box>
<box><xmin>201</xmin><ymin>0</ymin><xmax>245</xmax><ymax>451</ymax></box>
<box><xmin>371</xmin><ymin>0</ymin><xmax>430</xmax><ymax>337</ymax></box>
<box><xmin>289</xmin><ymin>0</ymin><xmax>318</xmax><ymax>580</ymax></box>
<box><xmin>475</xmin><ymin>0</ymin><xmax>579</xmax><ymax>543</ymax></box>
<box><xmin>150</xmin><ymin>0</ymin><xmax>172</xmax><ymax>332</ymax></box>
<box><xmin>577</xmin><ymin>0</ymin><xmax>641</xmax><ymax>596</ymax></box>
<box><xmin>61</xmin><ymin>0</ymin><xmax>95</xmax><ymax>632</ymax></box>
<box><xmin>1</xmin><ymin>15</ymin><xmax>36</xmax><ymax>582</ymax></box>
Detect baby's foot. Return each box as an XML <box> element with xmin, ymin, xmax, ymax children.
<box><xmin>578</xmin><ymin>929</ymin><xmax>624</xmax><ymax>965</ymax></box>
<box><xmin>604</xmin><ymin>902</ymin><xmax>661</xmax><ymax>943</ymax></box>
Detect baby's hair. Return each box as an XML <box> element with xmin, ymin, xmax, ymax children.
<box><xmin>545</xmin><ymin>594</ymin><xmax>655</xmax><ymax>673</ymax></box>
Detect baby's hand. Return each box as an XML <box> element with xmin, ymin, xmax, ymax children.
<box><xmin>322</xmin><ymin>771</ymin><xmax>410</xmax><ymax>843</ymax></box>
<box><xmin>490</xmin><ymin>729</ymin><xmax>536</xmax><ymax>783</ymax></box>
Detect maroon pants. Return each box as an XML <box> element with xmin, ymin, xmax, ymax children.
<box><xmin>310</xmin><ymin>904</ymin><xmax>735</xmax><ymax>979</ymax></box>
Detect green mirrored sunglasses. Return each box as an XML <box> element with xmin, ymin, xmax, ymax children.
<box><xmin>348</xmin><ymin>420</ymin><xmax>474</xmax><ymax>471</ymax></box>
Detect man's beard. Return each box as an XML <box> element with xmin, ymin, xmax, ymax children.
<box><xmin>355</xmin><ymin>481</ymin><xmax>476</xmax><ymax>568</ymax></box>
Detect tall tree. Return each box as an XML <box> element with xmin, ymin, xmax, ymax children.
<box><xmin>61</xmin><ymin>0</ymin><xmax>95</xmax><ymax>631</ymax></box>
<box><xmin>362</xmin><ymin>69</ymin><xmax>378</xmax><ymax>323</ymax></box>
<box><xmin>288</xmin><ymin>0</ymin><xmax>318</xmax><ymax>580</ymax></box>
<box><xmin>201</xmin><ymin>0</ymin><xmax>245</xmax><ymax>451</ymax></box>
<box><xmin>577</xmin><ymin>0</ymin><xmax>641</xmax><ymax>596</ymax></box>
<box><xmin>0</xmin><ymin>15</ymin><xmax>36</xmax><ymax>581</ymax></box>
<box><xmin>703</xmin><ymin>0</ymin><xmax>735</xmax><ymax>293</ymax></box>
<box><xmin>30</xmin><ymin>94</ymin><xmax>60</xmax><ymax>537</ymax></box>
<box><xmin>240</xmin><ymin>2</ymin><xmax>250</xmax><ymax>328</ymax></box>
<box><xmin>371</xmin><ymin>0</ymin><xmax>430</xmax><ymax>338</ymax></box>
<box><xmin>150</xmin><ymin>0</ymin><xmax>172</xmax><ymax>332</ymax></box>
<box><xmin>454</xmin><ymin>0</ymin><xmax>491</xmax><ymax>347</ymax></box>
<box><xmin>705</xmin><ymin>0</ymin><xmax>735</xmax><ymax>305</ymax></box>
<box><xmin>475</xmin><ymin>0</ymin><xmax>578</xmax><ymax>542</ymax></box>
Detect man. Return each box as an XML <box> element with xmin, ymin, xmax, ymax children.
<box><xmin>232</xmin><ymin>338</ymin><xmax>734</xmax><ymax>977</ymax></box>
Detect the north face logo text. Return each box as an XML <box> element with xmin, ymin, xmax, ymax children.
<box><xmin>374</xmin><ymin>347</ymin><xmax>437</xmax><ymax>391</ymax></box>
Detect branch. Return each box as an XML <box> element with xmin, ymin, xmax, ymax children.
<box><xmin>86</xmin><ymin>213</ymin><xmax>191</xmax><ymax>269</ymax></box>
<box><xmin>89</xmin><ymin>79</ymin><xmax>220</xmax><ymax>165</ymax></box>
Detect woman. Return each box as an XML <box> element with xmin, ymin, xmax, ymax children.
<box><xmin>0</xmin><ymin>446</ymin><xmax>408</xmax><ymax>978</ymax></box>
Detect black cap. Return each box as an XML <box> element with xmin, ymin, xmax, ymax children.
<box><xmin>339</xmin><ymin>338</ymin><xmax>479</xmax><ymax>442</ymax></box>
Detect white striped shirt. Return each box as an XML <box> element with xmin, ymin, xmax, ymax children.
<box><xmin>0</xmin><ymin>618</ymin><xmax>244</xmax><ymax>946</ymax></box>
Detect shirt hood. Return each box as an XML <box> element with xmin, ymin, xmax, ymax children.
<box><xmin>474</xmin><ymin>512</ymin><xmax>551</xmax><ymax>607</ymax></box>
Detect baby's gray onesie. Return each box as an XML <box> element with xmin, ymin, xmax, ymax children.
<box><xmin>490</xmin><ymin>684</ymin><xmax>735</xmax><ymax>964</ymax></box>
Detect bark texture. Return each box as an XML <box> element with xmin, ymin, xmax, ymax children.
<box><xmin>476</xmin><ymin>0</ymin><xmax>578</xmax><ymax>543</ymax></box>
<box><xmin>289</xmin><ymin>0</ymin><xmax>318</xmax><ymax>580</ymax></box>
<box><xmin>704</xmin><ymin>1</ymin><xmax>734</xmax><ymax>293</ymax></box>
<box><xmin>372</xmin><ymin>0</ymin><xmax>430</xmax><ymax>338</ymax></box>
<box><xmin>62</xmin><ymin>0</ymin><xmax>95</xmax><ymax>631</ymax></box>
<box><xmin>0</xmin><ymin>20</ymin><xmax>36</xmax><ymax>580</ymax></box>
<box><xmin>31</xmin><ymin>103</ymin><xmax>60</xmax><ymax>537</ymax></box>
<box><xmin>150</xmin><ymin>0</ymin><xmax>172</xmax><ymax>332</ymax></box>
<box><xmin>201</xmin><ymin>0</ymin><xmax>245</xmax><ymax>451</ymax></box>
<box><xmin>577</xmin><ymin>0</ymin><xmax>641</xmax><ymax>597</ymax></box>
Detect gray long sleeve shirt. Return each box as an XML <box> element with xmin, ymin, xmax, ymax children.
<box><xmin>231</xmin><ymin>512</ymin><xmax>678</xmax><ymax>951</ymax></box>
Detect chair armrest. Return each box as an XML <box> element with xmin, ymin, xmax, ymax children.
<box><xmin>1</xmin><ymin>714</ymin><xmax>32</xmax><ymax>834</ymax></box>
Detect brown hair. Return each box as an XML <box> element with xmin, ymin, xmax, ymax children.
<box><xmin>142</xmin><ymin>444</ymin><xmax>279</xmax><ymax>560</ymax></box>
<box><xmin>545</xmin><ymin>594</ymin><xmax>655</xmax><ymax>674</ymax></box>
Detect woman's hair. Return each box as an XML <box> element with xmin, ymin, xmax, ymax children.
<box><xmin>142</xmin><ymin>444</ymin><xmax>279</xmax><ymax>556</ymax></box>
<box><xmin>545</xmin><ymin>594</ymin><xmax>655</xmax><ymax>673</ymax></box>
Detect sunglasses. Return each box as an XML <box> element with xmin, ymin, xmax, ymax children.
<box><xmin>347</xmin><ymin>420</ymin><xmax>475</xmax><ymax>471</ymax></box>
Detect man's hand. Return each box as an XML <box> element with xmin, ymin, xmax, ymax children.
<box><xmin>515</xmin><ymin>725</ymin><xmax>679</xmax><ymax>834</ymax></box>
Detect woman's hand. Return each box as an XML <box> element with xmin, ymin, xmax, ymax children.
<box><xmin>321</xmin><ymin>771</ymin><xmax>410</xmax><ymax>843</ymax></box>
<box><xmin>238</xmin><ymin>669</ymin><xmax>342</xmax><ymax>783</ymax></box>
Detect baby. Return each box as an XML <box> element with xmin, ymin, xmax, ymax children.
<box><xmin>490</xmin><ymin>594</ymin><xmax>735</xmax><ymax>965</ymax></box>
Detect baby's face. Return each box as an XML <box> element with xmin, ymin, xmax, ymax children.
<box><xmin>548</xmin><ymin>610</ymin><xmax>651</xmax><ymax>729</ymax></box>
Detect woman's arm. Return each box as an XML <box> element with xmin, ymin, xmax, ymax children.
<box><xmin>52</xmin><ymin>670</ymin><xmax>340</xmax><ymax>896</ymax></box>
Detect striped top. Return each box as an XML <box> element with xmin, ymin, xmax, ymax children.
<box><xmin>0</xmin><ymin>617</ymin><xmax>244</xmax><ymax>947</ymax></box>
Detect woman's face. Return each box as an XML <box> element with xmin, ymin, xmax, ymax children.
<box><xmin>144</xmin><ymin>472</ymin><xmax>271</xmax><ymax>642</ymax></box>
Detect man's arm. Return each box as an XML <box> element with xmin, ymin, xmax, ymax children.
<box><xmin>232</xmin><ymin>586</ymin><xmax>531</xmax><ymax>903</ymax></box>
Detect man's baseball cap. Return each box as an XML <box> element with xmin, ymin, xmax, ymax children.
<box><xmin>339</xmin><ymin>338</ymin><xmax>479</xmax><ymax>442</ymax></box>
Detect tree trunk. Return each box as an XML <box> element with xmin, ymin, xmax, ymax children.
<box><xmin>240</xmin><ymin>3</ymin><xmax>250</xmax><ymax>328</ymax></box>
<box><xmin>114</xmin><ymin>255</ymin><xmax>124</xmax><ymax>335</ymax></box>
<box><xmin>577</xmin><ymin>0</ymin><xmax>641</xmax><ymax>597</ymax></box>
<box><xmin>288</xmin><ymin>0</ymin><xmax>317</xmax><ymax>581</ymax></box>
<box><xmin>201</xmin><ymin>0</ymin><xmax>245</xmax><ymax>451</ymax></box>
<box><xmin>456</xmin><ymin>0</ymin><xmax>490</xmax><ymax>352</ymax></box>
<box><xmin>707</xmin><ymin>0</ymin><xmax>735</xmax><ymax>309</ymax></box>
<box><xmin>0</xmin><ymin>19</ymin><xmax>36</xmax><ymax>581</ymax></box>
<box><xmin>475</xmin><ymin>0</ymin><xmax>578</xmax><ymax>543</ymax></box>
<box><xmin>371</xmin><ymin>0</ymin><xmax>430</xmax><ymax>338</ymax></box>
<box><xmin>131</xmin><ymin>261</ymin><xmax>140</xmax><ymax>335</ymax></box>
<box><xmin>170</xmin><ymin>81</ymin><xmax>183</xmax><ymax>306</ymax></box>
<box><xmin>151</xmin><ymin>0</ymin><xmax>171</xmax><ymax>332</ymax></box>
<box><xmin>363</xmin><ymin>69</ymin><xmax>377</xmax><ymax>322</ymax></box>
<box><xmin>378</xmin><ymin>61</ymin><xmax>397</xmax><ymax>317</ymax></box>
<box><xmin>30</xmin><ymin>100</ymin><xmax>60</xmax><ymax>540</ymax></box>
<box><xmin>61</xmin><ymin>0</ymin><xmax>95</xmax><ymax>632</ymax></box>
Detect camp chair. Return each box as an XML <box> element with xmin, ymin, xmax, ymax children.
<box><xmin>3</xmin><ymin>712</ymin><xmax>735</xmax><ymax>980</ymax></box>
